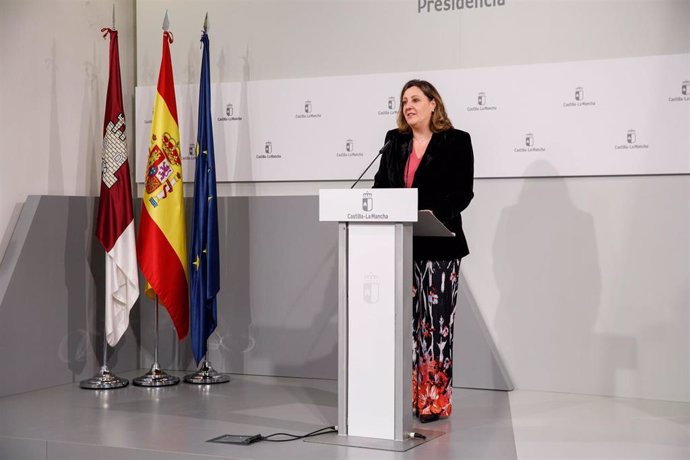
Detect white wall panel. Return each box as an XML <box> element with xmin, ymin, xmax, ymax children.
<box><xmin>135</xmin><ymin>54</ymin><xmax>689</xmax><ymax>181</ymax></box>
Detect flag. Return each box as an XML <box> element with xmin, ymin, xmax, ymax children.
<box><xmin>96</xmin><ymin>28</ymin><xmax>139</xmax><ymax>347</ymax></box>
<box><xmin>136</xmin><ymin>30</ymin><xmax>189</xmax><ymax>339</ymax></box>
<box><xmin>190</xmin><ymin>30</ymin><xmax>220</xmax><ymax>364</ymax></box>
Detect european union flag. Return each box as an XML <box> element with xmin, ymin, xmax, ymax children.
<box><xmin>190</xmin><ymin>30</ymin><xmax>220</xmax><ymax>364</ymax></box>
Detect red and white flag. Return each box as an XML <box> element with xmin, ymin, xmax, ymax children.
<box><xmin>96</xmin><ymin>28</ymin><xmax>139</xmax><ymax>347</ymax></box>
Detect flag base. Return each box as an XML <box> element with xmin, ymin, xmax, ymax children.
<box><xmin>80</xmin><ymin>366</ymin><xmax>129</xmax><ymax>390</ymax></box>
<box><xmin>183</xmin><ymin>360</ymin><xmax>231</xmax><ymax>384</ymax></box>
<box><xmin>132</xmin><ymin>363</ymin><xmax>180</xmax><ymax>387</ymax></box>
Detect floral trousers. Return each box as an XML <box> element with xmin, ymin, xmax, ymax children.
<box><xmin>412</xmin><ymin>259</ymin><xmax>461</xmax><ymax>418</ymax></box>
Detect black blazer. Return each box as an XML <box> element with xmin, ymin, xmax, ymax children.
<box><xmin>373</xmin><ymin>128</ymin><xmax>474</xmax><ymax>260</ymax></box>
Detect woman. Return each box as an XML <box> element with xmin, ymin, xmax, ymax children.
<box><xmin>373</xmin><ymin>79</ymin><xmax>474</xmax><ymax>422</ymax></box>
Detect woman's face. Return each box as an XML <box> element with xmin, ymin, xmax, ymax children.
<box><xmin>402</xmin><ymin>86</ymin><xmax>436</xmax><ymax>131</ymax></box>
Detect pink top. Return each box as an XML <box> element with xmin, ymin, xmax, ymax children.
<box><xmin>404</xmin><ymin>147</ymin><xmax>423</xmax><ymax>188</ymax></box>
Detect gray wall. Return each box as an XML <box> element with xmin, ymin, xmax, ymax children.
<box><xmin>0</xmin><ymin>196</ymin><xmax>140</xmax><ymax>398</ymax></box>
<box><xmin>137</xmin><ymin>195</ymin><xmax>510</xmax><ymax>387</ymax></box>
<box><xmin>0</xmin><ymin>195</ymin><xmax>511</xmax><ymax>397</ymax></box>
<box><xmin>139</xmin><ymin>195</ymin><xmax>342</xmax><ymax>379</ymax></box>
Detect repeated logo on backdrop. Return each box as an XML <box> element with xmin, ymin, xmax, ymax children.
<box><xmin>378</xmin><ymin>96</ymin><xmax>399</xmax><ymax>116</ymax></box>
<box><xmin>668</xmin><ymin>80</ymin><xmax>690</xmax><ymax>103</ymax></box>
<box><xmin>134</xmin><ymin>54</ymin><xmax>689</xmax><ymax>182</ymax></box>
<box><xmin>336</xmin><ymin>138</ymin><xmax>364</xmax><ymax>158</ymax></box>
<box><xmin>296</xmin><ymin>100</ymin><xmax>322</xmax><ymax>119</ymax></box>
<box><xmin>514</xmin><ymin>132</ymin><xmax>546</xmax><ymax>153</ymax></box>
<box><xmin>563</xmin><ymin>86</ymin><xmax>597</xmax><ymax>108</ymax></box>
<box><xmin>466</xmin><ymin>91</ymin><xmax>498</xmax><ymax>112</ymax></box>
<box><xmin>525</xmin><ymin>133</ymin><xmax>534</xmax><ymax>148</ymax></box>
<box><xmin>615</xmin><ymin>129</ymin><xmax>649</xmax><ymax>151</ymax></box>
<box><xmin>217</xmin><ymin>102</ymin><xmax>243</xmax><ymax>121</ymax></box>
<box><xmin>257</xmin><ymin>140</ymin><xmax>283</xmax><ymax>159</ymax></box>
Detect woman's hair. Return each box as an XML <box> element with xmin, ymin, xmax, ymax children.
<box><xmin>396</xmin><ymin>79</ymin><xmax>453</xmax><ymax>133</ymax></box>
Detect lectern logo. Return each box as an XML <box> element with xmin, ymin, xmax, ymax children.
<box><xmin>265</xmin><ymin>141</ymin><xmax>272</xmax><ymax>154</ymax></box>
<box><xmin>627</xmin><ymin>129</ymin><xmax>636</xmax><ymax>144</ymax></box>
<box><xmin>363</xmin><ymin>274</ymin><xmax>380</xmax><ymax>304</ymax></box>
<box><xmin>304</xmin><ymin>100</ymin><xmax>312</xmax><ymax>114</ymax></box>
<box><xmin>478</xmin><ymin>92</ymin><xmax>486</xmax><ymax>106</ymax></box>
<box><xmin>575</xmin><ymin>87</ymin><xmax>584</xmax><ymax>101</ymax></box>
<box><xmin>362</xmin><ymin>192</ymin><xmax>373</xmax><ymax>212</ymax></box>
<box><xmin>226</xmin><ymin>104</ymin><xmax>234</xmax><ymax>117</ymax></box>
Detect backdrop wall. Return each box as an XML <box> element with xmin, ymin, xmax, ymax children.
<box><xmin>133</xmin><ymin>0</ymin><xmax>689</xmax><ymax>401</ymax></box>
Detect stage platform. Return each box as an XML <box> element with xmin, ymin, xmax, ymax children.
<box><xmin>0</xmin><ymin>371</ymin><xmax>687</xmax><ymax>460</ymax></box>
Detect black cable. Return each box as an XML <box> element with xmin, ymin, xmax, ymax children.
<box><xmin>259</xmin><ymin>425</ymin><xmax>337</xmax><ymax>443</ymax></box>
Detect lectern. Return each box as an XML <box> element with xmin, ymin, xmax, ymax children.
<box><xmin>316</xmin><ymin>188</ymin><xmax>452</xmax><ymax>451</ymax></box>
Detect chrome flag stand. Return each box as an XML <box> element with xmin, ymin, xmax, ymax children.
<box><xmin>183</xmin><ymin>340</ymin><xmax>230</xmax><ymax>384</ymax></box>
<box><xmin>133</xmin><ymin>296</ymin><xmax>180</xmax><ymax>387</ymax></box>
<box><xmin>80</xmin><ymin>326</ymin><xmax>128</xmax><ymax>389</ymax></box>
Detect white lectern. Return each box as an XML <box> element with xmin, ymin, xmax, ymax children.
<box><xmin>315</xmin><ymin>188</ymin><xmax>451</xmax><ymax>451</ymax></box>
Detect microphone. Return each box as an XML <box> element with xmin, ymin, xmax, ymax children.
<box><xmin>350</xmin><ymin>140</ymin><xmax>391</xmax><ymax>189</ymax></box>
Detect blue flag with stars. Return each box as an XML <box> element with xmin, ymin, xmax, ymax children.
<box><xmin>190</xmin><ymin>30</ymin><xmax>220</xmax><ymax>364</ymax></box>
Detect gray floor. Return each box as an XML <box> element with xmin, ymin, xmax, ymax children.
<box><xmin>0</xmin><ymin>371</ymin><xmax>517</xmax><ymax>460</ymax></box>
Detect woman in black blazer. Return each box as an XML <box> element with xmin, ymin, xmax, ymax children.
<box><xmin>374</xmin><ymin>79</ymin><xmax>474</xmax><ymax>422</ymax></box>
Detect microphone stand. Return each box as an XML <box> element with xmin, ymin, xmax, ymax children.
<box><xmin>351</xmin><ymin>140</ymin><xmax>391</xmax><ymax>188</ymax></box>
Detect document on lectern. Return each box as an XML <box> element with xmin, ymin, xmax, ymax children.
<box><xmin>414</xmin><ymin>210</ymin><xmax>455</xmax><ymax>237</ymax></box>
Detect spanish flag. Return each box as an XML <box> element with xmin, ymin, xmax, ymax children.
<box><xmin>136</xmin><ymin>30</ymin><xmax>189</xmax><ymax>339</ymax></box>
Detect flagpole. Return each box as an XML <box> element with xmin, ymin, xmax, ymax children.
<box><xmin>79</xmin><ymin>12</ymin><xmax>129</xmax><ymax>390</ymax></box>
<box><xmin>183</xmin><ymin>12</ymin><xmax>230</xmax><ymax>386</ymax></box>
<box><xmin>133</xmin><ymin>295</ymin><xmax>180</xmax><ymax>387</ymax></box>
<box><xmin>79</xmin><ymin>258</ymin><xmax>129</xmax><ymax>389</ymax></box>
<box><xmin>133</xmin><ymin>10</ymin><xmax>186</xmax><ymax>387</ymax></box>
